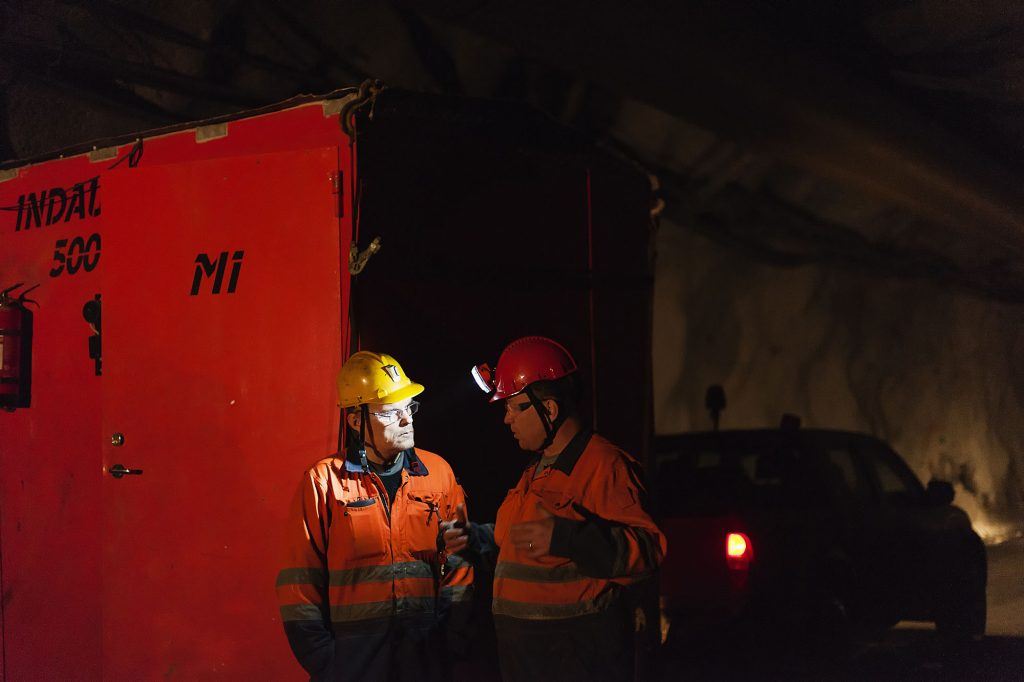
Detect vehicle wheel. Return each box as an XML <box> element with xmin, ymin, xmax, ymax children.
<box><xmin>807</xmin><ymin>590</ymin><xmax>856</xmax><ymax>659</ymax></box>
<box><xmin>804</xmin><ymin>564</ymin><xmax>856</xmax><ymax>661</ymax></box>
<box><xmin>935</xmin><ymin>549</ymin><xmax>986</xmax><ymax>640</ymax></box>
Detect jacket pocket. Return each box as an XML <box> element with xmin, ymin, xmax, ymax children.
<box><xmin>535</xmin><ymin>488</ymin><xmax>576</xmax><ymax>516</ymax></box>
<box><xmin>404</xmin><ymin>490</ymin><xmax>444</xmax><ymax>553</ymax></box>
<box><xmin>494</xmin><ymin>487</ymin><xmax>525</xmax><ymax>548</ymax></box>
<box><xmin>342</xmin><ymin>498</ymin><xmax>387</xmax><ymax>560</ymax></box>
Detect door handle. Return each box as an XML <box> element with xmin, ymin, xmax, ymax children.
<box><xmin>109</xmin><ymin>463</ymin><xmax>143</xmax><ymax>479</ymax></box>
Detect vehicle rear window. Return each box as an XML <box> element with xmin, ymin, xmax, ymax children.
<box><xmin>825</xmin><ymin>448</ymin><xmax>870</xmax><ymax>497</ymax></box>
<box><xmin>656</xmin><ymin>444</ymin><xmax>826</xmax><ymax>515</ymax></box>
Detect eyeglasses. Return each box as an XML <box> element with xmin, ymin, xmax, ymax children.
<box><xmin>370</xmin><ymin>401</ymin><xmax>419</xmax><ymax>425</ymax></box>
<box><xmin>504</xmin><ymin>400</ymin><xmax>534</xmax><ymax>417</ymax></box>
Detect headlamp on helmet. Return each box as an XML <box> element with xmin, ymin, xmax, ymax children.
<box><xmin>471</xmin><ymin>363</ymin><xmax>495</xmax><ymax>394</ymax></box>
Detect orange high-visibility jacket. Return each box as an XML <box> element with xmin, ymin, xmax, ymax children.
<box><xmin>492</xmin><ymin>431</ymin><xmax>666</xmax><ymax>620</ymax></box>
<box><xmin>276</xmin><ymin>448</ymin><xmax>472</xmax><ymax>678</ymax></box>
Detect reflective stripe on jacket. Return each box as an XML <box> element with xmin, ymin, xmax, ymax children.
<box><xmin>276</xmin><ymin>448</ymin><xmax>472</xmax><ymax>679</ymax></box>
<box><xmin>492</xmin><ymin>431</ymin><xmax>666</xmax><ymax>620</ymax></box>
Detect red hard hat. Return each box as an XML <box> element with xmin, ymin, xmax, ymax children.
<box><xmin>475</xmin><ymin>336</ymin><xmax>578</xmax><ymax>402</ymax></box>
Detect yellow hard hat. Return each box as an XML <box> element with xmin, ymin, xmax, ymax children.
<box><xmin>337</xmin><ymin>351</ymin><xmax>424</xmax><ymax>408</ymax></box>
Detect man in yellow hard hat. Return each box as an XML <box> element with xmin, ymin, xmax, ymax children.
<box><xmin>276</xmin><ymin>351</ymin><xmax>473</xmax><ymax>681</ymax></box>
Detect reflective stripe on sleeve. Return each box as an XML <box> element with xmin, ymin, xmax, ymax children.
<box><xmin>447</xmin><ymin>553</ymin><xmax>470</xmax><ymax>568</ymax></box>
<box><xmin>440</xmin><ymin>584</ymin><xmax>472</xmax><ymax>603</ymax></box>
<box><xmin>275</xmin><ymin>567</ymin><xmax>327</xmax><ymax>586</ymax></box>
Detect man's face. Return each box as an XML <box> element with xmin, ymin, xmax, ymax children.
<box><xmin>503</xmin><ymin>394</ymin><xmax>548</xmax><ymax>452</ymax></box>
<box><xmin>353</xmin><ymin>398</ymin><xmax>417</xmax><ymax>461</ymax></box>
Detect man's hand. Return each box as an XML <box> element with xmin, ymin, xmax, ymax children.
<box><xmin>441</xmin><ymin>503</ymin><xmax>470</xmax><ymax>554</ymax></box>
<box><xmin>509</xmin><ymin>503</ymin><xmax>555</xmax><ymax>559</ymax></box>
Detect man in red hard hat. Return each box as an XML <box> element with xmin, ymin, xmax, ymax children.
<box><xmin>446</xmin><ymin>336</ymin><xmax>666</xmax><ymax>682</ymax></box>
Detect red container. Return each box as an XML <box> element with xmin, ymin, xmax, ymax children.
<box><xmin>0</xmin><ymin>88</ymin><xmax>654</xmax><ymax>680</ymax></box>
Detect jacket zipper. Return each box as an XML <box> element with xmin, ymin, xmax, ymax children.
<box><xmin>367</xmin><ymin>471</ymin><xmax>391</xmax><ymax>519</ymax></box>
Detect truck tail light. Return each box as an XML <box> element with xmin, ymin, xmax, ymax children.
<box><xmin>726</xmin><ymin>532</ymin><xmax>753</xmax><ymax>570</ymax></box>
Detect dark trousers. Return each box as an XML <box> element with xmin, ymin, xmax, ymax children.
<box><xmin>494</xmin><ymin>610</ymin><xmax>634</xmax><ymax>682</ymax></box>
<box><xmin>314</xmin><ymin>615</ymin><xmax>446</xmax><ymax>682</ymax></box>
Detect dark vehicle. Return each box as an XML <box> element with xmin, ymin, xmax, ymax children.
<box><xmin>655</xmin><ymin>420</ymin><xmax>987</xmax><ymax>647</ymax></box>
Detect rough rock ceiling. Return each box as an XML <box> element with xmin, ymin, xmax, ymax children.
<box><xmin>2</xmin><ymin>0</ymin><xmax>1022</xmax><ymax>302</ymax></box>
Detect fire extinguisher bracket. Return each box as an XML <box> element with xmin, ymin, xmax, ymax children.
<box><xmin>0</xmin><ymin>282</ymin><xmax>39</xmax><ymax>411</ymax></box>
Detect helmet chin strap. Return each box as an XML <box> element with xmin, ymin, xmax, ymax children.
<box><xmin>358</xmin><ymin>404</ymin><xmax>371</xmax><ymax>473</ymax></box>
<box><xmin>524</xmin><ymin>386</ymin><xmax>566</xmax><ymax>453</ymax></box>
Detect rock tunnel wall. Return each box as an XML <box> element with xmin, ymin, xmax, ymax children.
<box><xmin>653</xmin><ymin>220</ymin><xmax>1024</xmax><ymax>542</ymax></box>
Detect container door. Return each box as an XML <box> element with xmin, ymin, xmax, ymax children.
<box><xmin>100</xmin><ymin>147</ymin><xmax>345</xmax><ymax>680</ymax></box>
<box><xmin>0</xmin><ymin>162</ymin><xmax>106</xmax><ymax>681</ymax></box>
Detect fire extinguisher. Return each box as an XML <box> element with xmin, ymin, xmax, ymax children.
<box><xmin>0</xmin><ymin>282</ymin><xmax>38</xmax><ymax>411</ymax></box>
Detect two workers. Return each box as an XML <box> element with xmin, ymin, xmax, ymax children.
<box><xmin>276</xmin><ymin>337</ymin><xmax>666</xmax><ymax>681</ymax></box>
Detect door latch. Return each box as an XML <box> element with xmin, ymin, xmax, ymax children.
<box><xmin>109</xmin><ymin>463</ymin><xmax>143</xmax><ymax>479</ymax></box>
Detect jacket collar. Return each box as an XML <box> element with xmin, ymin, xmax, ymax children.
<box><xmin>343</xmin><ymin>441</ymin><xmax>429</xmax><ymax>476</ymax></box>
<box><xmin>549</xmin><ymin>428</ymin><xmax>593</xmax><ymax>475</ymax></box>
